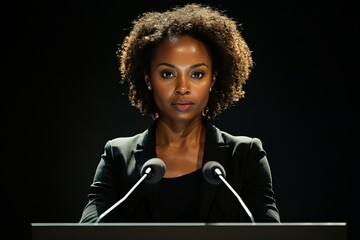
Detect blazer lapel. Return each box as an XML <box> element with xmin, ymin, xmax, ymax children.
<box><xmin>133</xmin><ymin>121</ymin><xmax>162</xmax><ymax>221</ymax></box>
<box><xmin>199</xmin><ymin>120</ymin><xmax>229</xmax><ymax>221</ymax></box>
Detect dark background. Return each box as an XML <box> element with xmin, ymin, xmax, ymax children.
<box><xmin>2</xmin><ymin>0</ymin><xmax>359</xmax><ymax>239</ymax></box>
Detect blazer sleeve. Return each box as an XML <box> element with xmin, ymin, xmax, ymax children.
<box><xmin>240</xmin><ymin>137</ymin><xmax>280</xmax><ymax>222</ymax></box>
<box><xmin>79</xmin><ymin>140</ymin><xmax>122</xmax><ymax>223</ymax></box>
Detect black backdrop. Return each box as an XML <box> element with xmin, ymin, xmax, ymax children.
<box><xmin>1</xmin><ymin>0</ymin><xmax>359</xmax><ymax>239</ymax></box>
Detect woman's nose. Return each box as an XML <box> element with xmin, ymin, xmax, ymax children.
<box><xmin>175</xmin><ymin>87</ymin><xmax>190</xmax><ymax>95</ymax></box>
<box><xmin>174</xmin><ymin>76</ymin><xmax>190</xmax><ymax>95</ymax></box>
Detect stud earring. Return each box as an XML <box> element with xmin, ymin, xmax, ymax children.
<box><xmin>209</xmin><ymin>87</ymin><xmax>212</xmax><ymax>92</ymax></box>
<box><xmin>148</xmin><ymin>85</ymin><xmax>152</xmax><ymax>90</ymax></box>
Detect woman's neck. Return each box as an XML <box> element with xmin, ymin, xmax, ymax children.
<box><xmin>155</xmin><ymin>116</ymin><xmax>204</xmax><ymax>147</ymax></box>
<box><xmin>155</xmin><ymin>116</ymin><xmax>206</xmax><ymax>178</ymax></box>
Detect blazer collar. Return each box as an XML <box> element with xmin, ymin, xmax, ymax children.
<box><xmin>133</xmin><ymin>120</ymin><xmax>158</xmax><ymax>169</ymax></box>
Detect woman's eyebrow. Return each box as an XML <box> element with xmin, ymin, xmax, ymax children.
<box><xmin>156</xmin><ymin>63</ymin><xmax>209</xmax><ymax>69</ymax></box>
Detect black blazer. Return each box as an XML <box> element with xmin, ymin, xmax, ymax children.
<box><xmin>80</xmin><ymin>119</ymin><xmax>280</xmax><ymax>223</ymax></box>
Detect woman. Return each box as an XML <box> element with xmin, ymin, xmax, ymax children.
<box><xmin>80</xmin><ymin>3</ymin><xmax>280</xmax><ymax>223</ymax></box>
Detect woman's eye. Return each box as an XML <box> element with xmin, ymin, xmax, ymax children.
<box><xmin>160</xmin><ymin>71</ymin><xmax>174</xmax><ymax>78</ymax></box>
<box><xmin>191</xmin><ymin>71</ymin><xmax>204</xmax><ymax>79</ymax></box>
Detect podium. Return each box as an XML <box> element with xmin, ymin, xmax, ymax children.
<box><xmin>31</xmin><ymin>222</ymin><xmax>347</xmax><ymax>240</ymax></box>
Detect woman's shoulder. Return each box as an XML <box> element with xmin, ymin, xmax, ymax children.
<box><xmin>220</xmin><ymin>130</ymin><xmax>262</xmax><ymax>146</ymax></box>
<box><xmin>104</xmin><ymin>128</ymin><xmax>150</xmax><ymax>149</ymax></box>
<box><xmin>213</xmin><ymin>127</ymin><xmax>267</xmax><ymax>160</ymax></box>
<box><xmin>207</xmin><ymin>121</ymin><xmax>261</xmax><ymax>145</ymax></box>
<box><xmin>209</xmin><ymin>123</ymin><xmax>264</xmax><ymax>151</ymax></box>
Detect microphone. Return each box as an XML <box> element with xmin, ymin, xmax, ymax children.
<box><xmin>202</xmin><ymin>161</ymin><xmax>255</xmax><ymax>223</ymax></box>
<box><xmin>95</xmin><ymin>158</ymin><xmax>166</xmax><ymax>223</ymax></box>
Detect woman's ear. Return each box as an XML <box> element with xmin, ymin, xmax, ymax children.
<box><xmin>144</xmin><ymin>74</ymin><xmax>152</xmax><ymax>91</ymax></box>
<box><xmin>211</xmin><ymin>72</ymin><xmax>217</xmax><ymax>87</ymax></box>
<box><xmin>209</xmin><ymin>73</ymin><xmax>216</xmax><ymax>92</ymax></box>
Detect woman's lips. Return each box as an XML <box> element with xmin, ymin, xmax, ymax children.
<box><xmin>172</xmin><ymin>100</ymin><xmax>194</xmax><ymax>111</ymax></box>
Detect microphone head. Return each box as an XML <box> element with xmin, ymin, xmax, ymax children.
<box><xmin>141</xmin><ymin>158</ymin><xmax>166</xmax><ymax>184</ymax></box>
<box><xmin>202</xmin><ymin>161</ymin><xmax>226</xmax><ymax>185</ymax></box>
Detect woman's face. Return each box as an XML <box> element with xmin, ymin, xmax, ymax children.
<box><xmin>145</xmin><ymin>35</ymin><xmax>215</xmax><ymax>124</ymax></box>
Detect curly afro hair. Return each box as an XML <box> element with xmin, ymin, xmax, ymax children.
<box><xmin>118</xmin><ymin>3</ymin><xmax>253</xmax><ymax>119</ymax></box>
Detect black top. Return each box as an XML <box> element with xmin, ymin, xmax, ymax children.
<box><xmin>158</xmin><ymin>169</ymin><xmax>202</xmax><ymax>222</ymax></box>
